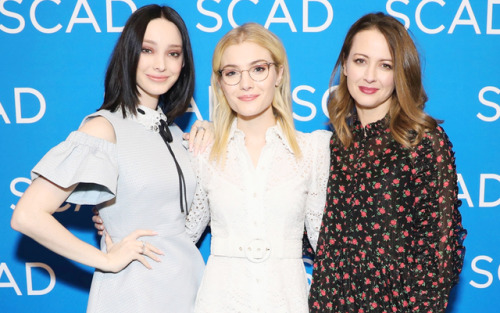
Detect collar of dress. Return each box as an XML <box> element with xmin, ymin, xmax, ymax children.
<box><xmin>352</xmin><ymin>113</ymin><xmax>390</xmax><ymax>137</ymax></box>
<box><xmin>132</xmin><ymin>105</ymin><xmax>168</xmax><ymax>133</ymax></box>
<box><xmin>228</xmin><ymin>118</ymin><xmax>295</xmax><ymax>154</ymax></box>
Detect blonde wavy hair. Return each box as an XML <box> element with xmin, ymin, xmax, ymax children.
<box><xmin>210</xmin><ymin>23</ymin><xmax>301</xmax><ymax>163</ymax></box>
<box><xmin>329</xmin><ymin>12</ymin><xmax>437</xmax><ymax>148</ymax></box>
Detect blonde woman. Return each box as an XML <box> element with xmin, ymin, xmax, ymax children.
<box><xmin>185</xmin><ymin>23</ymin><xmax>331</xmax><ymax>313</ymax></box>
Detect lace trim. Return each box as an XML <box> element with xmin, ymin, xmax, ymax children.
<box><xmin>134</xmin><ymin>105</ymin><xmax>167</xmax><ymax>133</ymax></box>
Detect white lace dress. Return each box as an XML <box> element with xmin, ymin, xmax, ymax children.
<box><xmin>186</xmin><ymin>121</ymin><xmax>331</xmax><ymax>313</ymax></box>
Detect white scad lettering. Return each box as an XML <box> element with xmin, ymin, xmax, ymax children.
<box><xmin>106</xmin><ymin>0</ymin><xmax>136</xmax><ymax>33</ymax></box>
<box><xmin>54</xmin><ymin>203</ymin><xmax>82</xmax><ymax>213</ymax></box>
<box><xmin>26</xmin><ymin>262</ymin><xmax>56</xmax><ymax>295</ymax></box>
<box><xmin>293</xmin><ymin>85</ymin><xmax>317</xmax><ymax>122</ymax></box>
<box><xmin>416</xmin><ymin>0</ymin><xmax>445</xmax><ymax>34</ymax></box>
<box><xmin>386</xmin><ymin>0</ymin><xmax>410</xmax><ymax>29</ymax></box>
<box><xmin>30</xmin><ymin>0</ymin><xmax>62</xmax><ymax>33</ymax></box>
<box><xmin>457</xmin><ymin>173</ymin><xmax>473</xmax><ymax>207</ymax></box>
<box><xmin>0</xmin><ymin>263</ymin><xmax>22</xmax><ymax>295</ymax></box>
<box><xmin>487</xmin><ymin>0</ymin><xmax>500</xmax><ymax>34</ymax></box>
<box><xmin>477</xmin><ymin>86</ymin><xmax>500</xmax><ymax>122</ymax></box>
<box><xmin>449</xmin><ymin>0</ymin><xmax>481</xmax><ymax>34</ymax></box>
<box><xmin>0</xmin><ymin>0</ymin><xmax>25</xmax><ymax>34</ymax></box>
<box><xmin>10</xmin><ymin>177</ymin><xmax>31</xmax><ymax>210</ymax></box>
<box><xmin>196</xmin><ymin>0</ymin><xmax>223</xmax><ymax>33</ymax></box>
<box><xmin>66</xmin><ymin>0</ymin><xmax>101</xmax><ymax>33</ymax></box>
<box><xmin>208</xmin><ymin>85</ymin><xmax>214</xmax><ymax>119</ymax></box>
<box><xmin>470</xmin><ymin>256</ymin><xmax>494</xmax><ymax>288</ymax></box>
<box><xmin>303</xmin><ymin>0</ymin><xmax>333</xmax><ymax>32</ymax></box>
<box><xmin>187</xmin><ymin>98</ymin><xmax>204</xmax><ymax>121</ymax></box>
<box><xmin>0</xmin><ymin>101</ymin><xmax>12</xmax><ymax>124</ymax></box>
<box><xmin>264</xmin><ymin>0</ymin><xmax>297</xmax><ymax>32</ymax></box>
<box><xmin>321</xmin><ymin>86</ymin><xmax>336</xmax><ymax>118</ymax></box>
<box><xmin>479</xmin><ymin>174</ymin><xmax>500</xmax><ymax>207</ymax></box>
<box><xmin>15</xmin><ymin>88</ymin><xmax>46</xmax><ymax>124</ymax></box>
<box><xmin>228</xmin><ymin>0</ymin><xmax>258</xmax><ymax>28</ymax></box>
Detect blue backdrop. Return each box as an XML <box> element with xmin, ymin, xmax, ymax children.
<box><xmin>1</xmin><ymin>1</ymin><xmax>499</xmax><ymax>312</ymax></box>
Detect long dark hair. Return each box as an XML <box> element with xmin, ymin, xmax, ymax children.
<box><xmin>100</xmin><ymin>4</ymin><xmax>195</xmax><ymax>122</ymax></box>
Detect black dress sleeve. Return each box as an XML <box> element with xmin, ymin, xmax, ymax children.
<box><xmin>407</xmin><ymin>126</ymin><xmax>466</xmax><ymax>312</ymax></box>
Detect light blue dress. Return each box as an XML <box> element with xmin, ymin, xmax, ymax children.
<box><xmin>31</xmin><ymin>106</ymin><xmax>204</xmax><ymax>313</ymax></box>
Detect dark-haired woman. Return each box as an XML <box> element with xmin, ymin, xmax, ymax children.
<box><xmin>11</xmin><ymin>5</ymin><xmax>204</xmax><ymax>312</ymax></box>
<box><xmin>308</xmin><ymin>13</ymin><xmax>466</xmax><ymax>312</ymax></box>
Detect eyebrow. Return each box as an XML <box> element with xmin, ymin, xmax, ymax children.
<box><xmin>352</xmin><ymin>53</ymin><xmax>392</xmax><ymax>62</ymax></box>
<box><xmin>221</xmin><ymin>59</ymin><xmax>271</xmax><ymax>69</ymax></box>
<box><xmin>142</xmin><ymin>39</ymin><xmax>182</xmax><ymax>49</ymax></box>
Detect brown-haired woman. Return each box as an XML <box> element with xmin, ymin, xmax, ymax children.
<box><xmin>308</xmin><ymin>12</ymin><xmax>466</xmax><ymax>312</ymax></box>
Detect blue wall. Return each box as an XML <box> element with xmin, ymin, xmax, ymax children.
<box><xmin>1</xmin><ymin>1</ymin><xmax>499</xmax><ymax>312</ymax></box>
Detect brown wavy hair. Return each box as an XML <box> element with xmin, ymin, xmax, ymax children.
<box><xmin>328</xmin><ymin>12</ymin><xmax>437</xmax><ymax>148</ymax></box>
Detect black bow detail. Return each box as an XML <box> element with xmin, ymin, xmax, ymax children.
<box><xmin>159</xmin><ymin>119</ymin><xmax>173</xmax><ymax>143</ymax></box>
<box><xmin>159</xmin><ymin>119</ymin><xmax>188</xmax><ymax>214</ymax></box>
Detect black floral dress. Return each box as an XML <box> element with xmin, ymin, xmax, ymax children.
<box><xmin>309</xmin><ymin>117</ymin><xmax>466</xmax><ymax>313</ymax></box>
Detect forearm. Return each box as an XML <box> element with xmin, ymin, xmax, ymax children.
<box><xmin>11</xmin><ymin>178</ymin><xmax>108</xmax><ymax>270</ymax></box>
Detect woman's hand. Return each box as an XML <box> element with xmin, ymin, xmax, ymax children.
<box><xmin>92</xmin><ymin>208</ymin><xmax>105</xmax><ymax>236</ymax></box>
<box><xmin>183</xmin><ymin>120</ymin><xmax>214</xmax><ymax>155</ymax></box>
<box><xmin>11</xmin><ymin>178</ymin><xmax>163</xmax><ymax>273</ymax></box>
<box><xmin>102</xmin><ymin>229</ymin><xmax>164</xmax><ymax>272</ymax></box>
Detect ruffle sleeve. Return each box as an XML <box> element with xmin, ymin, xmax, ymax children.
<box><xmin>407</xmin><ymin>125</ymin><xmax>466</xmax><ymax>312</ymax></box>
<box><xmin>31</xmin><ymin>131</ymin><xmax>118</xmax><ymax>205</ymax></box>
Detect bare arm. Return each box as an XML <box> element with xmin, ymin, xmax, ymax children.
<box><xmin>11</xmin><ymin>116</ymin><xmax>161</xmax><ymax>272</ymax></box>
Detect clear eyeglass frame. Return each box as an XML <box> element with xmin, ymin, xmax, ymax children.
<box><xmin>218</xmin><ymin>62</ymin><xmax>276</xmax><ymax>86</ymax></box>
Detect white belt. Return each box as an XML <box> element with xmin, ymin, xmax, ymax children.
<box><xmin>211</xmin><ymin>237</ymin><xmax>302</xmax><ymax>263</ymax></box>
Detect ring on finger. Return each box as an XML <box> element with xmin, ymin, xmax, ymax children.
<box><xmin>197</xmin><ymin>126</ymin><xmax>205</xmax><ymax>132</ymax></box>
<box><xmin>141</xmin><ymin>241</ymin><xmax>146</xmax><ymax>254</ymax></box>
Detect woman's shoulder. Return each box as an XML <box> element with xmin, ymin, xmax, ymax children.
<box><xmin>296</xmin><ymin>129</ymin><xmax>332</xmax><ymax>147</ymax></box>
<box><xmin>420</xmin><ymin>124</ymin><xmax>454</xmax><ymax>151</ymax></box>
<box><xmin>295</xmin><ymin>129</ymin><xmax>332</xmax><ymax>161</ymax></box>
<box><xmin>412</xmin><ymin>124</ymin><xmax>456</xmax><ymax>167</ymax></box>
<box><xmin>79</xmin><ymin>111</ymin><xmax>117</xmax><ymax>144</ymax></box>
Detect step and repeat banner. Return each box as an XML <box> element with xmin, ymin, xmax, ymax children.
<box><xmin>1</xmin><ymin>1</ymin><xmax>499</xmax><ymax>312</ymax></box>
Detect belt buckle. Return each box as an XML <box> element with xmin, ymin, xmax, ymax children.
<box><xmin>244</xmin><ymin>239</ymin><xmax>271</xmax><ymax>263</ymax></box>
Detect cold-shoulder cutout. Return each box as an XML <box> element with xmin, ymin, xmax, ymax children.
<box><xmin>79</xmin><ymin>115</ymin><xmax>117</xmax><ymax>144</ymax></box>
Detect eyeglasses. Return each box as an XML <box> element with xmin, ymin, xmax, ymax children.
<box><xmin>218</xmin><ymin>62</ymin><xmax>275</xmax><ymax>86</ymax></box>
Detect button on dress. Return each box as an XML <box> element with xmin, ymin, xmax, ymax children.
<box><xmin>186</xmin><ymin>121</ymin><xmax>332</xmax><ymax>313</ymax></box>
